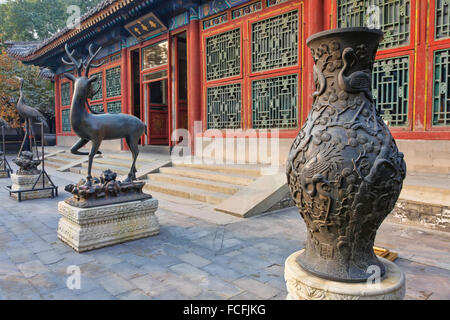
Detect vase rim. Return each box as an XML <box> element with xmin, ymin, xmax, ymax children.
<box><xmin>306</xmin><ymin>27</ymin><xmax>384</xmax><ymax>46</ymax></box>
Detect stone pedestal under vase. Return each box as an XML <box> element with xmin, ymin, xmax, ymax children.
<box><xmin>285</xmin><ymin>27</ymin><xmax>407</xmax><ymax>299</ymax></box>
<box><xmin>57</xmin><ymin>198</ymin><xmax>160</xmax><ymax>252</ymax></box>
<box><xmin>10</xmin><ymin>173</ymin><xmax>53</xmax><ymax>200</ymax></box>
<box><xmin>285</xmin><ymin>250</ymin><xmax>406</xmax><ymax>300</ymax></box>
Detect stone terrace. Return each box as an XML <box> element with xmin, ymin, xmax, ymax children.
<box><xmin>0</xmin><ymin>156</ymin><xmax>449</xmax><ymax>300</ymax></box>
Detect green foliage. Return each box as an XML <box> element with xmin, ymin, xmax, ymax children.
<box><xmin>0</xmin><ymin>49</ymin><xmax>54</xmax><ymax>127</ymax></box>
<box><xmin>0</xmin><ymin>0</ymin><xmax>104</xmax><ymax>41</ymax></box>
<box><xmin>0</xmin><ymin>0</ymin><xmax>104</xmax><ymax>128</ymax></box>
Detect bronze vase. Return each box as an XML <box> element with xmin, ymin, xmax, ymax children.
<box><xmin>286</xmin><ymin>28</ymin><xmax>407</xmax><ymax>282</ymax></box>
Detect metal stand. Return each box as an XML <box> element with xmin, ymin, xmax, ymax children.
<box><xmin>18</xmin><ymin>120</ymin><xmax>39</xmax><ymax>159</ymax></box>
<box><xmin>0</xmin><ymin>126</ymin><xmax>12</xmax><ymax>178</ymax></box>
<box><xmin>5</xmin><ymin>123</ymin><xmax>58</xmax><ymax>201</ymax></box>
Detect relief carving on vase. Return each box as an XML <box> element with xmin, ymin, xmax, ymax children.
<box><xmin>287</xmin><ymin>28</ymin><xmax>407</xmax><ymax>282</ymax></box>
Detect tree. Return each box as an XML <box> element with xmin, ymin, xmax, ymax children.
<box><xmin>0</xmin><ymin>0</ymin><xmax>104</xmax><ymax>41</ymax></box>
<box><xmin>0</xmin><ymin>0</ymin><xmax>104</xmax><ymax>129</ymax></box>
<box><xmin>0</xmin><ymin>49</ymin><xmax>54</xmax><ymax>128</ymax></box>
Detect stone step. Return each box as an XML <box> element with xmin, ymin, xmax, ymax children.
<box><xmin>172</xmin><ymin>162</ymin><xmax>262</xmax><ymax>177</ymax></box>
<box><xmin>74</xmin><ymin>167</ymin><xmax>110</xmax><ymax>178</ymax></box>
<box><xmin>147</xmin><ymin>173</ymin><xmax>240</xmax><ymax>195</ymax></box>
<box><xmin>143</xmin><ymin>180</ymin><xmax>228</xmax><ymax>205</ymax></box>
<box><xmin>45</xmin><ymin>156</ymin><xmax>73</xmax><ymax>164</ymax></box>
<box><xmin>56</xmin><ymin>152</ymin><xmax>85</xmax><ymax>160</ymax></box>
<box><xmin>93</xmin><ymin>156</ymin><xmax>134</xmax><ymax>167</ymax></box>
<box><xmin>139</xmin><ymin>145</ymin><xmax>171</xmax><ymax>155</ymax></box>
<box><xmin>158</xmin><ymin>166</ymin><xmax>255</xmax><ymax>186</ymax></box>
<box><xmin>94</xmin><ymin>156</ymin><xmax>156</xmax><ymax>169</ymax></box>
<box><xmin>400</xmin><ymin>172</ymin><xmax>450</xmax><ymax>207</ymax></box>
<box><xmin>79</xmin><ymin>162</ymin><xmax>130</xmax><ymax>175</ymax></box>
<box><xmin>104</xmin><ymin>152</ymin><xmax>156</xmax><ymax>163</ymax></box>
<box><xmin>45</xmin><ymin>160</ymin><xmax>62</xmax><ymax>168</ymax></box>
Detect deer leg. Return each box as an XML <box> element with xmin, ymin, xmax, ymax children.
<box><xmin>71</xmin><ymin>138</ymin><xmax>90</xmax><ymax>155</ymax></box>
<box><xmin>125</xmin><ymin>136</ymin><xmax>139</xmax><ymax>182</ymax></box>
<box><xmin>86</xmin><ymin>140</ymin><xmax>101</xmax><ymax>186</ymax></box>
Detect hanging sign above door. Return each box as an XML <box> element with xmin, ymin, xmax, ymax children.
<box><xmin>125</xmin><ymin>12</ymin><xmax>167</xmax><ymax>41</ymax></box>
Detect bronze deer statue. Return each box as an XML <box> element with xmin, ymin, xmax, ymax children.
<box><xmin>62</xmin><ymin>43</ymin><xmax>147</xmax><ymax>185</ymax></box>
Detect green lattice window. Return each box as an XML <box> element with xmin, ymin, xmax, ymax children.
<box><xmin>372</xmin><ymin>56</ymin><xmax>409</xmax><ymax>126</ymax></box>
<box><xmin>107</xmin><ymin>101</ymin><xmax>122</xmax><ymax>114</ymax></box>
<box><xmin>251</xmin><ymin>10</ymin><xmax>298</xmax><ymax>72</ymax></box>
<box><xmin>436</xmin><ymin>0</ymin><xmax>450</xmax><ymax>39</ymax></box>
<box><xmin>206</xmin><ymin>29</ymin><xmax>241</xmax><ymax>81</ymax></box>
<box><xmin>106</xmin><ymin>67</ymin><xmax>121</xmax><ymax>98</ymax></box>
<box><xmin>252</xmin><ymin>74</ymin><xmax>298</xmax><ymax>129</ymax></box>
<box><xmin>91</xmin><ymin>72</ymin><xmax>103</xmax><ymax>101</ymax></box>
<box><xmin>207</xmin><ymin>84</ymin><xmax>242</xmax><ymax>129</ymax></box>
<box><xmin>433</xmin><ymin>49</ymin><xmax>450</xmax><ymax>126</ymax></box>
<box><xmin>90</xmin><ymin>103</ymin><xmax>104</xmax><ymax>113</ymax></box>
<box><xmin>61</xmin><ymin>82</ymin><xmax>70</xmax><ymax>106</ymax></box>
<box><xmin>61</xmin><ymin>109</ymin><xmax>71</xmax><ymax>132</ymax></box>
<box><xmin>337</xmin><ymin>0</ymin><xmax>410</xmax><ymax>49</ymax></box>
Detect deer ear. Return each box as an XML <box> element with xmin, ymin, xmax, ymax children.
<box><xmin>63</xmin><ymin>73</ymin><xmax>76</xmax><ymax>82</ymax></box>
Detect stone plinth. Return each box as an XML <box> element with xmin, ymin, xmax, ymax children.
<box><xmin>10</xmin><ymin>173</ymin><xmax>53</xmax><ymax>200</ymax></box>
<box><xmin>57</xmin><ymin>198</ymin><xmax>160</xmax><ymax>252</ymax></box>
<box><xmin>285</xmin><ymin>250</ymin><xmax>406</xmax><ymax>300</ymax></box>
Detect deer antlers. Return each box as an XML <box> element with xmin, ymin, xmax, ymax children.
<box><xmin>62</xmin><ymin>43</ymin><xmax>105</xmax><ymax>78</ymax></box>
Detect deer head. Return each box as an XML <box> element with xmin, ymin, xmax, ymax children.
<box><xmin>62</xmin><ymin>43</ymin><xmax>105</xmax><ymax>100</ymax></box>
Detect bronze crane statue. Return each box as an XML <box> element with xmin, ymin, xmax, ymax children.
<box><xmin>62</xmin><ymin>43</ymin><xmax>147</xmax><ymax>186</ymax></box>
<box><xmin>14</xmin><ymin>76</ymin><xmax>48</xmax><ymax>156</ymax></box>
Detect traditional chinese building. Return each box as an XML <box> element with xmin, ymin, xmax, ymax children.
<box><xmin>6</xmin><ymin>0</ymin><xmax>450</xmax><ymax>173</ymax></box>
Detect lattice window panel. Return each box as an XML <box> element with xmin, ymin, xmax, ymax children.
<box><xmin>436</xmin><ymin>0</ymin><xmax>450</xmax><ymax>39</ymax></box>
<box><xmin>372</xmin><ymin>56</ymin><xmax>409</xmax><ymax>126</ymax></box>
<box><xmin>252</xmin><ymin>74</ymin><xmax>298</xmax><ymax>129</ymax></box>
<box><xmin>106</xmin><ymin>67</ymin><xmax>121</xmax><ymax>98</ymax></box>
<box><xmin>433</xmin><ymin>49</ymin><xmax>450</xmax><ymax>126</ymax></box>
<box><xmin>61</xmin><ymin>109</ymin><xmax>71</xmax><ymax>132</ymax></box>
<box><xmin>90</xmin><ymin>103</ymin><xmax>104</xmax><ymax>113</ymax></box>
<box><xmin>91</xmin><ymin>72</ymin><xmax>103</xmax><ymax>101</ymax></box>
<box><xmin>107</xmin><ymin>101</ymin><xmax>122</xmax><ymax>114</ymax></box>
<box><xmin>337</xmin><ymin>0</ymin><xmax>410</xmax><ymax>49</ymax></box>
<box><xmin>252</xmin><ymin>10</ymin><xmax>298</xmax><ymax>72</ymax></box>
<box><xmin>206</xmin><ymin>29</ymin><xmax>241</xmax><ymax>81</ymax></box>
<box><xmin>61</xmin><ymin>82</ymin><xmax>70</xmax><ymax>106</ymax></box>
<box><xmin>207</xmin><ymin>84</ymin><xmax>242</xmax><ymax>129</ymax></box>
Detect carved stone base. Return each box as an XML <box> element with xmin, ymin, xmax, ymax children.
<box><xmin>285</xmin><ymin>250</ymin><xmax>406</xmax><ymax>300</ymax></box>
<box><xmin>10</xmin><ymin>173</ymin><xmax>53</xmax><ymax>200</ymax></box>
<box><xmin>57</xmin><ymin>198</ymin><xmax>160</xmax><ymax>252</ymax></box>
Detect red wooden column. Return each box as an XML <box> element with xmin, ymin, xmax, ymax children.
<box><xmin>303</xmin><ymin>0</ymin><xmax>325</xmax><ymax>124</ymax></box>
<box><xmin>413</xmin><ymin>0</ymin><xmax>428</xmax><ymax>132</ymax></box>
<box><xmin>54</xmin><ymin>75</ymin><xmax>61</xmax><ymax>145</ymax></box>
<box><xmin>121</xmin><ymin>47</ymin><xmax>130</xmax><ymax>151</ymax></box>
<box><xmin>187</xmin><ymin>17</ymin><xmax>202</xmax><ymax>153</ymax></box>
<box><xmin>121</xmin><ymin>47</ymin><xmax>129</xmax><ymax>115</ymax></box>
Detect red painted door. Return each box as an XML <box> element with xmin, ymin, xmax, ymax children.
<box><xmin>147</xmin><ymin>79</ymin><xmax>169</xmax><ymax>145</ymax></box>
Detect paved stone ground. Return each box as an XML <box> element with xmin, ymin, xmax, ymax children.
<box><xmin>0</xmin><ymin>156</ymin><xmax>449</xmax><ymax>300</ymax></box>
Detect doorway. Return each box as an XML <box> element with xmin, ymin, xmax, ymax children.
<box><xmin>147</xmin><ymin>79</ymin><xmax>169</xmax><ymax>145</ymax></box>
<box><xmin>131</xmin><ymin>50</ymin><xmax>141</xmax><ymax>119</ymax></box>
